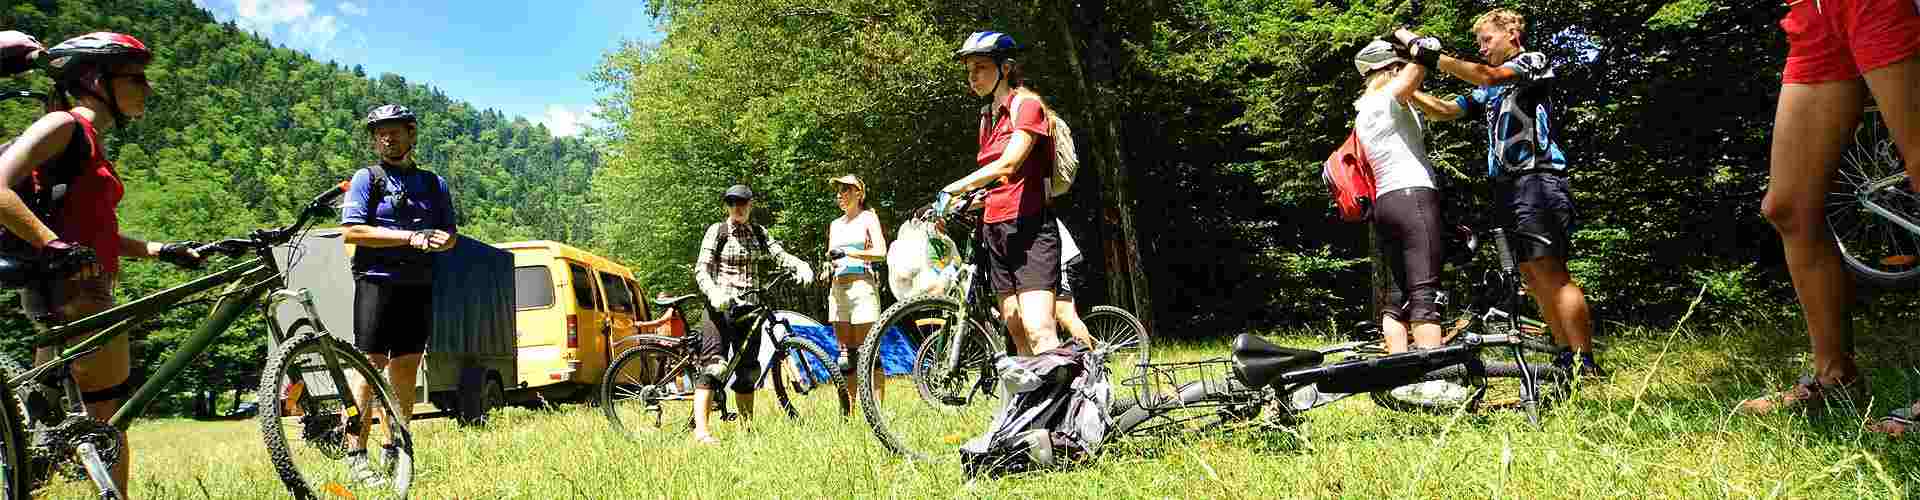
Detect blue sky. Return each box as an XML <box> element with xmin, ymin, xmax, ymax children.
<box><xmin>190</xmin><ymin>0</ymin><xmax>664</xmax><ymax>137</ymax></box>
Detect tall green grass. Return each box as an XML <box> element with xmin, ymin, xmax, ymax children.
<box><xmin>36</xmin><ymin>325</ymin><xmax>1920</xmax><ymax>499</ymax></box>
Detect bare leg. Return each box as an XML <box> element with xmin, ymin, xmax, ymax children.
<box><xmin>1409</xmin><ymin>321</ymin><xmax>1444</xmax><ymax>349</ymax></box>
<box><xmin>691</xmin><ymin>387</ymin><xmax>718</xmax><ymax>442</ymax></box>
<box><xmin>348</xmin><ymin>353</ymin><xmax>391</xmax><ymax>451</ymax></box>
<box><xmin>1053</xmin><ymin>298</ymin><xmax>1092</xmax><ymax>347</ymax></box>
<box><xmin>1382</xmin><ymin>314</ymin><xmax>1411</xmax><ymax>354</ymax></box>
<box><xmin>736</xmin><ymin>391</ymin><xmax>754</xmax><ymax>423</ymax></box>
<box><xmin>1000</xmin><ymin>295</ymin><xmax>1031</xmax><ymax>356</ymax></box>
<box><xmin>833</xmin><ymin>320</ymin><xmax>858</xmax><ymax>412</ymax></box>
<box><xmin>1017</xmin><ymin>290</ymin><xmax>1060</xmax><ymax>354</ymax></box>
<box><xmin>1759</xmin><ymin>79</ymin><xmax>1868</xmax><ymax>387</ymax></box>
<box><xmin>851</xmin><ymin>323</ymin><xmax>882</xmax><ymax>403</ymax></box>
<box><xmin>1520</xmin><ymin>258</ymin><xmax>1594</xmax><ymax>353</ymax></box>
<box><xmin>386</xmin><ymin>354</ymin><xmax>422</xmax><ymax>421</ymax></box>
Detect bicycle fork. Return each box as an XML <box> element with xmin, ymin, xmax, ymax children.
<box><xmin>267</xmin><ymin>289</ymin><xmax>371</xmax><ymax>438</ymax></box>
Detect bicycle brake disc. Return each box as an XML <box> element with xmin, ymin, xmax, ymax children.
<box><xmin>298</xmin><ymin>413</ymin><xmax>350</xmax><ymax>459</ymax></box>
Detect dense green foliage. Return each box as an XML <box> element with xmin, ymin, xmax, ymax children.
<box><xmin>2</xmin><ymin>0</ymin><xmax>601</xmax><ymax>415</ymax></box>
<box><xmin>595</xmin><ymin>0</ymin><xmax>1872</xmax><ymax>337</ymax></box>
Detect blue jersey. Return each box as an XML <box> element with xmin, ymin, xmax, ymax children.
<box><xmin>1455</xmin><ymin>52</ymin><xmax>1568</xmax><ymax>177</ymax></box>
<box><xmin>341</xmin><ymin>165</ymin><xmax>458</xmax><ymax>280</ymax></box>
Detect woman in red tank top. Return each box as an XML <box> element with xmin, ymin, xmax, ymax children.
<box><xmin>0</xmin><ymin>32</ymin><xmax>203</xmax><ymax>494</ymax></box>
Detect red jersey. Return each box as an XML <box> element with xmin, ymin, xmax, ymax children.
<box><xmin>49</xmin><ymin>112</ymin><xmax>125</xmax><ymax>272</ymax></box>
<box><xmin>976</xmin><ymin>93</ymin><xmax>1053</xmax><ymax>224</ymax></box>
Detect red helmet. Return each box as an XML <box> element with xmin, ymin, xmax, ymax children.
<box><xmin>44</xmin><ymin>32</ymin><xmax>151</xmax><ymax>79</ymax></box>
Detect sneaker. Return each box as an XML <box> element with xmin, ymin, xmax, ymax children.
<box><xmin>380</xmin><ymin>444</ymin><xmax>400</xmax><ymax>476</ymax></box>
<box><xmin>1737</xmin><ymin>374</ymin><xmax>1869</xmax><ymax>416</ymax></box>
<box><xmin>344</xmin><ymin>449</ymin><xmax>386</xmax><ymax>487</ymax></box>
<box><xmin>1553</xmin><ymin>351</ymin><xmax>1607</xmax><ymax>379</ymax></box>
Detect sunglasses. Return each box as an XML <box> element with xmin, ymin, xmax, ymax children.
<box><xmin>104</xmin><ymin>72</ymin><xmax>150</xmax><ymax>86</ymax></box>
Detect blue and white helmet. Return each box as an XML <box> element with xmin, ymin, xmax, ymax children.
<box><xmin>953</xmin><ymin>31</ymin><xmax>1021</xmax><ymax>60</ymax></box>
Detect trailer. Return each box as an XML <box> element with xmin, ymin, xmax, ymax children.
<box><xmin>270</xmin><ymin>230</ymin><xmax>517</xmax><ymax>426</ymax></box>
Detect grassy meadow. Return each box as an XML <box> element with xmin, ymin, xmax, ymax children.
<box><xmin>35</xmin><ymin>323</ymin><xmax>1920</xmax><ymax>499</ymax></box>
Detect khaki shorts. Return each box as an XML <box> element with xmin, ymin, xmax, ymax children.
<box><xmin>829</xmin><ymin>277</ymin><xmax>881</xmax><ymax>324</ymax></box>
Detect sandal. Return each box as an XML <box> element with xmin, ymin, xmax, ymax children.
<box><xmin>1866</xmin><ymin>402</ymin><xmax>1917</xmax><ymax>437</ymax></box>
<box><xmin>1737</xmin><ymin>374</ymin><xmax>1868</xmax><ymax>415</ymax></box>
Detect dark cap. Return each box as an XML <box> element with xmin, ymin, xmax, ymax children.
<box><xmin>723</xmin><ymin>184</ymin><xmax>754</xmax><ymax>202</ymax></box>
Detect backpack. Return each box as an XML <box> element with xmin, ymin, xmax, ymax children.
<box><xmin>983</xmin><ymin>96</ymin><xmax>1079</xmax><ymax>198</ymax></box>
<box><xmin>709</xmin><ymin>221</ymin><xmax>770</xmax><ymax>267</ymax></box>
<box><xmin>1322</xmin><ymin>129</ymin><xmax>1376</xmax><ymax>222</ymax></box>
<box><xmin>959</xmin><ymin>343</ymin><xmax>1112</xmax><ymax>478</ymax></box>
<box><xmin>0</xmin><ymin>102</ymin><xmax>92</xmax><ymax>274</ymax></box>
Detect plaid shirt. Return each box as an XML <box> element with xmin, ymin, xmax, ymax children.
<box><xmin>695</xmin><ymin>220</ymin><xmax>808</xmax><ymax>309</ymax></box>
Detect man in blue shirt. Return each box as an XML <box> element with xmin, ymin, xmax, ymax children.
<box><xmin>338</xmin><ymin>104</ymin><xmax>456</xmax><ymax>484</ymax></box>
<box><xmin>1401</xmin><ymin>9</ymin><xmax>1601</xmax><ymax>377</ymax></box>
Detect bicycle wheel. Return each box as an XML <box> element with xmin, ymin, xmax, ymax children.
<box><xmin>601</xmin><ymin>345</ymin><xmax>695</xmax><ymax>439</ymax></box>
<box><xmin>1369</xmin><ymin>360</ymin><xmax>1571</xmax><ymax>421</ymax></box>
<box><xmin>1081</xmin><ymin>306</ymin><xmax>1150</xmax><ymax>387</ymax></box>
<box><xmin>1110</xmin><ymin>379</ymin><xmax>1262</xmax><ymax>438</ymax></box>
<box><xmin>258</xmin><ymin>330</ymin><xmax>414</xmax><ymax>500</ymax></box>
<box><xmin>1829</xmin><ymin>109</ymin><xmax>1920</xmax><ymax>288</ymax></box>
<box><xmin>0</xmin><ymin>360</ymin><xmax>30</xmax><ymax>499</ymax></box>
<box><xmin>770</xmin><ymin>337</ymin><xmax>846</xmax><ymax>419</ymax></box>
<box><xmin>858</xmin><ymin>295</ymin><xmax>1007</xmax><ymax>461</ymax></box>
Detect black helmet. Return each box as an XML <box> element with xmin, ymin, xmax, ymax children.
<box><xmin>363</xmin><ymin>104</ymin><xmax>417</xmax><ymax>130</ymax></box>
<box><xmin>44</xmin><ymin>32</ymin><xmax>151</xmax><ymax>80</ymax></box>
<box><xmin>723</xmin><ymin>184</ymin><xmax>754</xmax><ymax>203</ymax></box>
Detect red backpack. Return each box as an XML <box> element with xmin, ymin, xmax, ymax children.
<box><xmin>1322</xmin><ymin>130</ymin><xmax>1376</xmax><ymax>222</ymax></box>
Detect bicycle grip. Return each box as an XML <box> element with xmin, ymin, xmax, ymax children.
<box><xmin>1493</xmin><ymin>228</ymin><xmax>1516</xmax><ymax>273</ymax></box>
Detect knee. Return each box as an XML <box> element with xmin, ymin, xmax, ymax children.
<box><xmin>1761</xmin><ymin>190</ymin><xmax>1822</xmax><ymax>237</ymax></box>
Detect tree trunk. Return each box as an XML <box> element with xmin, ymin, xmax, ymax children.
<box><xmin>1052</xmin><ymin>0</ymin><xmax>1155</xmax><ymax>333</ymax></box>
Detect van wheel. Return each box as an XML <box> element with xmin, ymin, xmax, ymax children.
<box><xmin>457</xmin><ymin>367</ymin><xmax>504</xmax><ymax>427</ymax></box>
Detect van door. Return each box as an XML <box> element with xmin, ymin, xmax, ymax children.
<box><xmin>566</xmin><ymin>262</ymin><xmax>610</xmax><ymax>385</ymax></box>
<box><xmin>598</xmin><ymin>271</ymin><xmax>639</xmax><ymax>367</ymax></box>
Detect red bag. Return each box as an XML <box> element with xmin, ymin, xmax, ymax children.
<box><xmin>1322</xmin><ymin>130</ymin><xmax>1376</xmax><ymax>222</ymax></box>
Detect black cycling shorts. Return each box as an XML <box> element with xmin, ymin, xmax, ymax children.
<box><xmin>980</xmin><ymin>214</ymin><xmax>1062</xmax><ymax>296</ymax></box>
<box><xmin>1493</xmin><ymin>172</ymin><xmax>1577</xmax><ymax>262</ymax></box>
<box><xmin>353</xmin><ymin>280</ymin><xmax>433</xmax><ymax>357</ymax></box>
<box><xmin>1372</xmin><ymin>187</ymin><xmax>1445</xmax><ymax>324</ymax></box>
<box><xmin>697</xmin><ymin>303</ymin><xmax>761</xmax><ymax>393</ymax></box>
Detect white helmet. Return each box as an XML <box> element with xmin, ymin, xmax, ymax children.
<box><xmin>1354</xmin><ymin>39</ymin><xmax>1405</xmax><ymax>76</ymax></box>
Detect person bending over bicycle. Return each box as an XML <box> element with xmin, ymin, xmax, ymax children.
<box><xmin>1740</xmin><ymin>0</ymin><xmax>1920</xmax><ymax>437</ymax></box>
<box><xmin>0</xmin><ymin>32</ymin><xmax>205</xmax><ymax>495</ymax></box>
<box><xmin>692</xmin><ymin>184</ymin><xmax>814</xmax><ymax>444</ymax></box>
<box><xmin>941</xmin><ymin>31</ymin><xmax>1063</xmax><ymax>356</ymax></box>
<box><xmin>340</xmin><ymin>104</ymin><xmax>457</xmax><ymax>484</ymax></box>
<box><xmin>1350</xmin><ymin>39</ymin><xmax>1471</xmax><ymax>405</ymax></box>
<box><xmin>1396</xmin><ymin>10</ymin><xmax>1604</xmax><ymax>377</ymax></box>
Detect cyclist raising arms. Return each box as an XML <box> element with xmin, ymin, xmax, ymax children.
<box><xmin>693</xmin><ymin>184</ymin><xmax>813</xmax><ymax>444</ymax></box>
<box><xmin>0</xmin><ymin>32</ymin><xmax>205</xmax><ymax>495</ymax></box>
<box><xmin>941</xmin><ymin>31</ymin><xmax>1063</xmax><ymax>356</ymax></box>
<box><xmin>340</xmin><ymin>104</ymin><xmax>458</xmax><ymax>484</ymax></box>
<box><xmin>1397</xmin><ymin>10</ymin><xmax>1604</xmax><ymax>377</ymax></box>
<box><xmin>1739</xmin><ymin>0</ymin><xmax>1920</xmax><ymax>436</ymax></box>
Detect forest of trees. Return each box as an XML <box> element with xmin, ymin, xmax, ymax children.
<box><xmin>1</xmin><ymin>0</ymin><xmax>1913</xmax><ymax>417</ymax></box>
<box><xmin>2</xmin><ymin>0</ymin><xmax>602</xmax><ymax>415</ymax></box>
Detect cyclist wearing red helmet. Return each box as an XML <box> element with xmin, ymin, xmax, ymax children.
<box><xmin>0</xmin><ymin>31</ymin><xmax>204</xmax><ymax>495</ymax></box>
<box><xmin>940</xmin><ymin>31</ymin><xmax>1064</xmax><ymax>356</ymax></box>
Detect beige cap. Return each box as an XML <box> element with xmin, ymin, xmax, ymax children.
<box><xmin>829</xmin><ymin>174</ymin><xmax>865</xmax><ymax>192</ymax></box>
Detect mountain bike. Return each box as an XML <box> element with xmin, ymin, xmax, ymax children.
<box><xmin>855</xmin><ymin>191</ymin><xmax>1150</xmax><ymax>461</ymax></box>
<box><xmin>1825</xmin><ymin>106</ymin><xmax>1920</xmax><ymax>288</ymax></box>
<box><xmin>0</xmin><ymin>183</ymin><xmax>413</xmax><ymax>499</ymax></box>
<box><xmin>599</xmin><ymin>287</ymin><xmax>844</xmax><ymax>438</ymax></box>
<box><xmin>1111</xmin><ymin>225</ymin><xmax>1572</xmax><ymax>437</ymax></box>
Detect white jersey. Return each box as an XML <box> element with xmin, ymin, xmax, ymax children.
<box><xmin>1354</xmin><ymin>93</ymin><xmax>1436</xmax><ymax>195</ymax></box>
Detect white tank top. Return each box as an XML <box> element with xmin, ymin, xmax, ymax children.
<box><xmin>1354</xmin><ymin>93</ymin><xmax>1436</xmax><ymax>195</ymax></box>
<box><xmin>829</xmin><ymin>210</ymin><xmax>879</xmax><ymax>277</ymax></box>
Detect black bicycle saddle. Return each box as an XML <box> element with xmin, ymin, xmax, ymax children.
<box><xmin>1231</xmin><ymin>334</ymin><xmax>1324</xmax><ymax>387</ymax></box>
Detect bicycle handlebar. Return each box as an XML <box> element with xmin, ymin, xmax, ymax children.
<box><xmin>195</xmin><ymin>180</ymin><xmax>351</xmax><ymax>258</ymax></box>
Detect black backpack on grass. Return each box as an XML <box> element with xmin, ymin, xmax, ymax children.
<box><xmin>959</xmin><ymin>342</ymin><xmax>1112</xmax><ymax>478</ymax></box>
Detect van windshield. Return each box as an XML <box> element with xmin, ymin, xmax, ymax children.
<box><xmin>515</xmin><ymin>266</ymin><xmax>556</xmax><ymax>309</ymax></box>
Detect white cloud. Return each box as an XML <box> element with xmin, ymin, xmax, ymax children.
<box><xmin>538</xmin><ymin>105</ymin><xmax>601</xmax><ymax>137</ymax></box>
<box><xmin>290</xmin><ymin>14</ymin><xmax>341</xmax><ymax>51</ymax></box>
<box><xmin>233</xmin><ymin>0</ymin><xmax>315</xmax><ymax>33</ymax></box>
<box><xmin>338</xmin><ymin>2</ymin><xmax>368</xmax><ymax>16</ymax></box>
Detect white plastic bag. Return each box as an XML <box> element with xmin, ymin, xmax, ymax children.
<box><xmin>888</xmin><ymin>219</ymin><xmax>962</xmax><ymax>300</ymax></box>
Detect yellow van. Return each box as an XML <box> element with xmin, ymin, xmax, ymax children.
<box><xmin>498</xmin><ymin>241</ymin><xmax>649</xmax><ymax>400</ymax></box>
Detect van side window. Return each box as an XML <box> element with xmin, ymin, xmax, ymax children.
<box><xmin>569</xmin><ymin>263</ymin><xmax>600</xmax><ymax>310</ymax></box>
<box><xmin>514</xmin><ymin>266</ymin><xmax>555</xmax><ymax>309</ymax></box>
<box><xmin>626</xmin><ymin>278</ymin><xmax>649</xmax><ymax>319</ymax></box>
<box><xmin>599</xmin><ymin>272</ymin><xmax>634</xmax><ymax>314</ymax></box>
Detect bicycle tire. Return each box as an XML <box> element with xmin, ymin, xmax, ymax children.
<box><xmin>0</xmin><ymin>357</ymin><xmax>30</xmax><ymax>500</ymax></box>
<box><xmin>1081</xmin><ymin>306</ymin><xmax>1150</xmax><ymax>387</ymax></box>
<box><xmin>1110</xmin><ymin>379</ymin><xmax>1262</xmax><ymax>438</ymax></box>
<box><xmin>257</xmin><ymin>330</ymin><xmax>414</xmax><ymax>500</ymax></box>
<box><xmin>1828</xmin><ymin>109</ymin><xmax>1920</xmax><ymax>288</ymax></box>
<box><xmin>771</xmin><ymin>337</ymin><xmax>846</xmax><ymax>420</ymax></box>
<box><xmin>858</xmin><ymin>294</ymin><xmax>1006</xmax><ymax>461</ymax></box>
<box><xmin>1368</xmin><ymin>360</ymin><xmax>1570</xmax><ymax>418</ymax></box>
<box><xmin>601</xmin><ymin>345</ymin><xmax>693</xmax><ymax>439</ymax></box>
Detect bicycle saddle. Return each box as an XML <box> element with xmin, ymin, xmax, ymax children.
<box><xmin>1231</xmin><ymin>334</ymin><xmax>1324</xmax><ymax>388</ymax></box>
<box><xmin>653</xmin><ymin>293</ymin><xmax>700</xmax><ymax>308</ymax></box>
